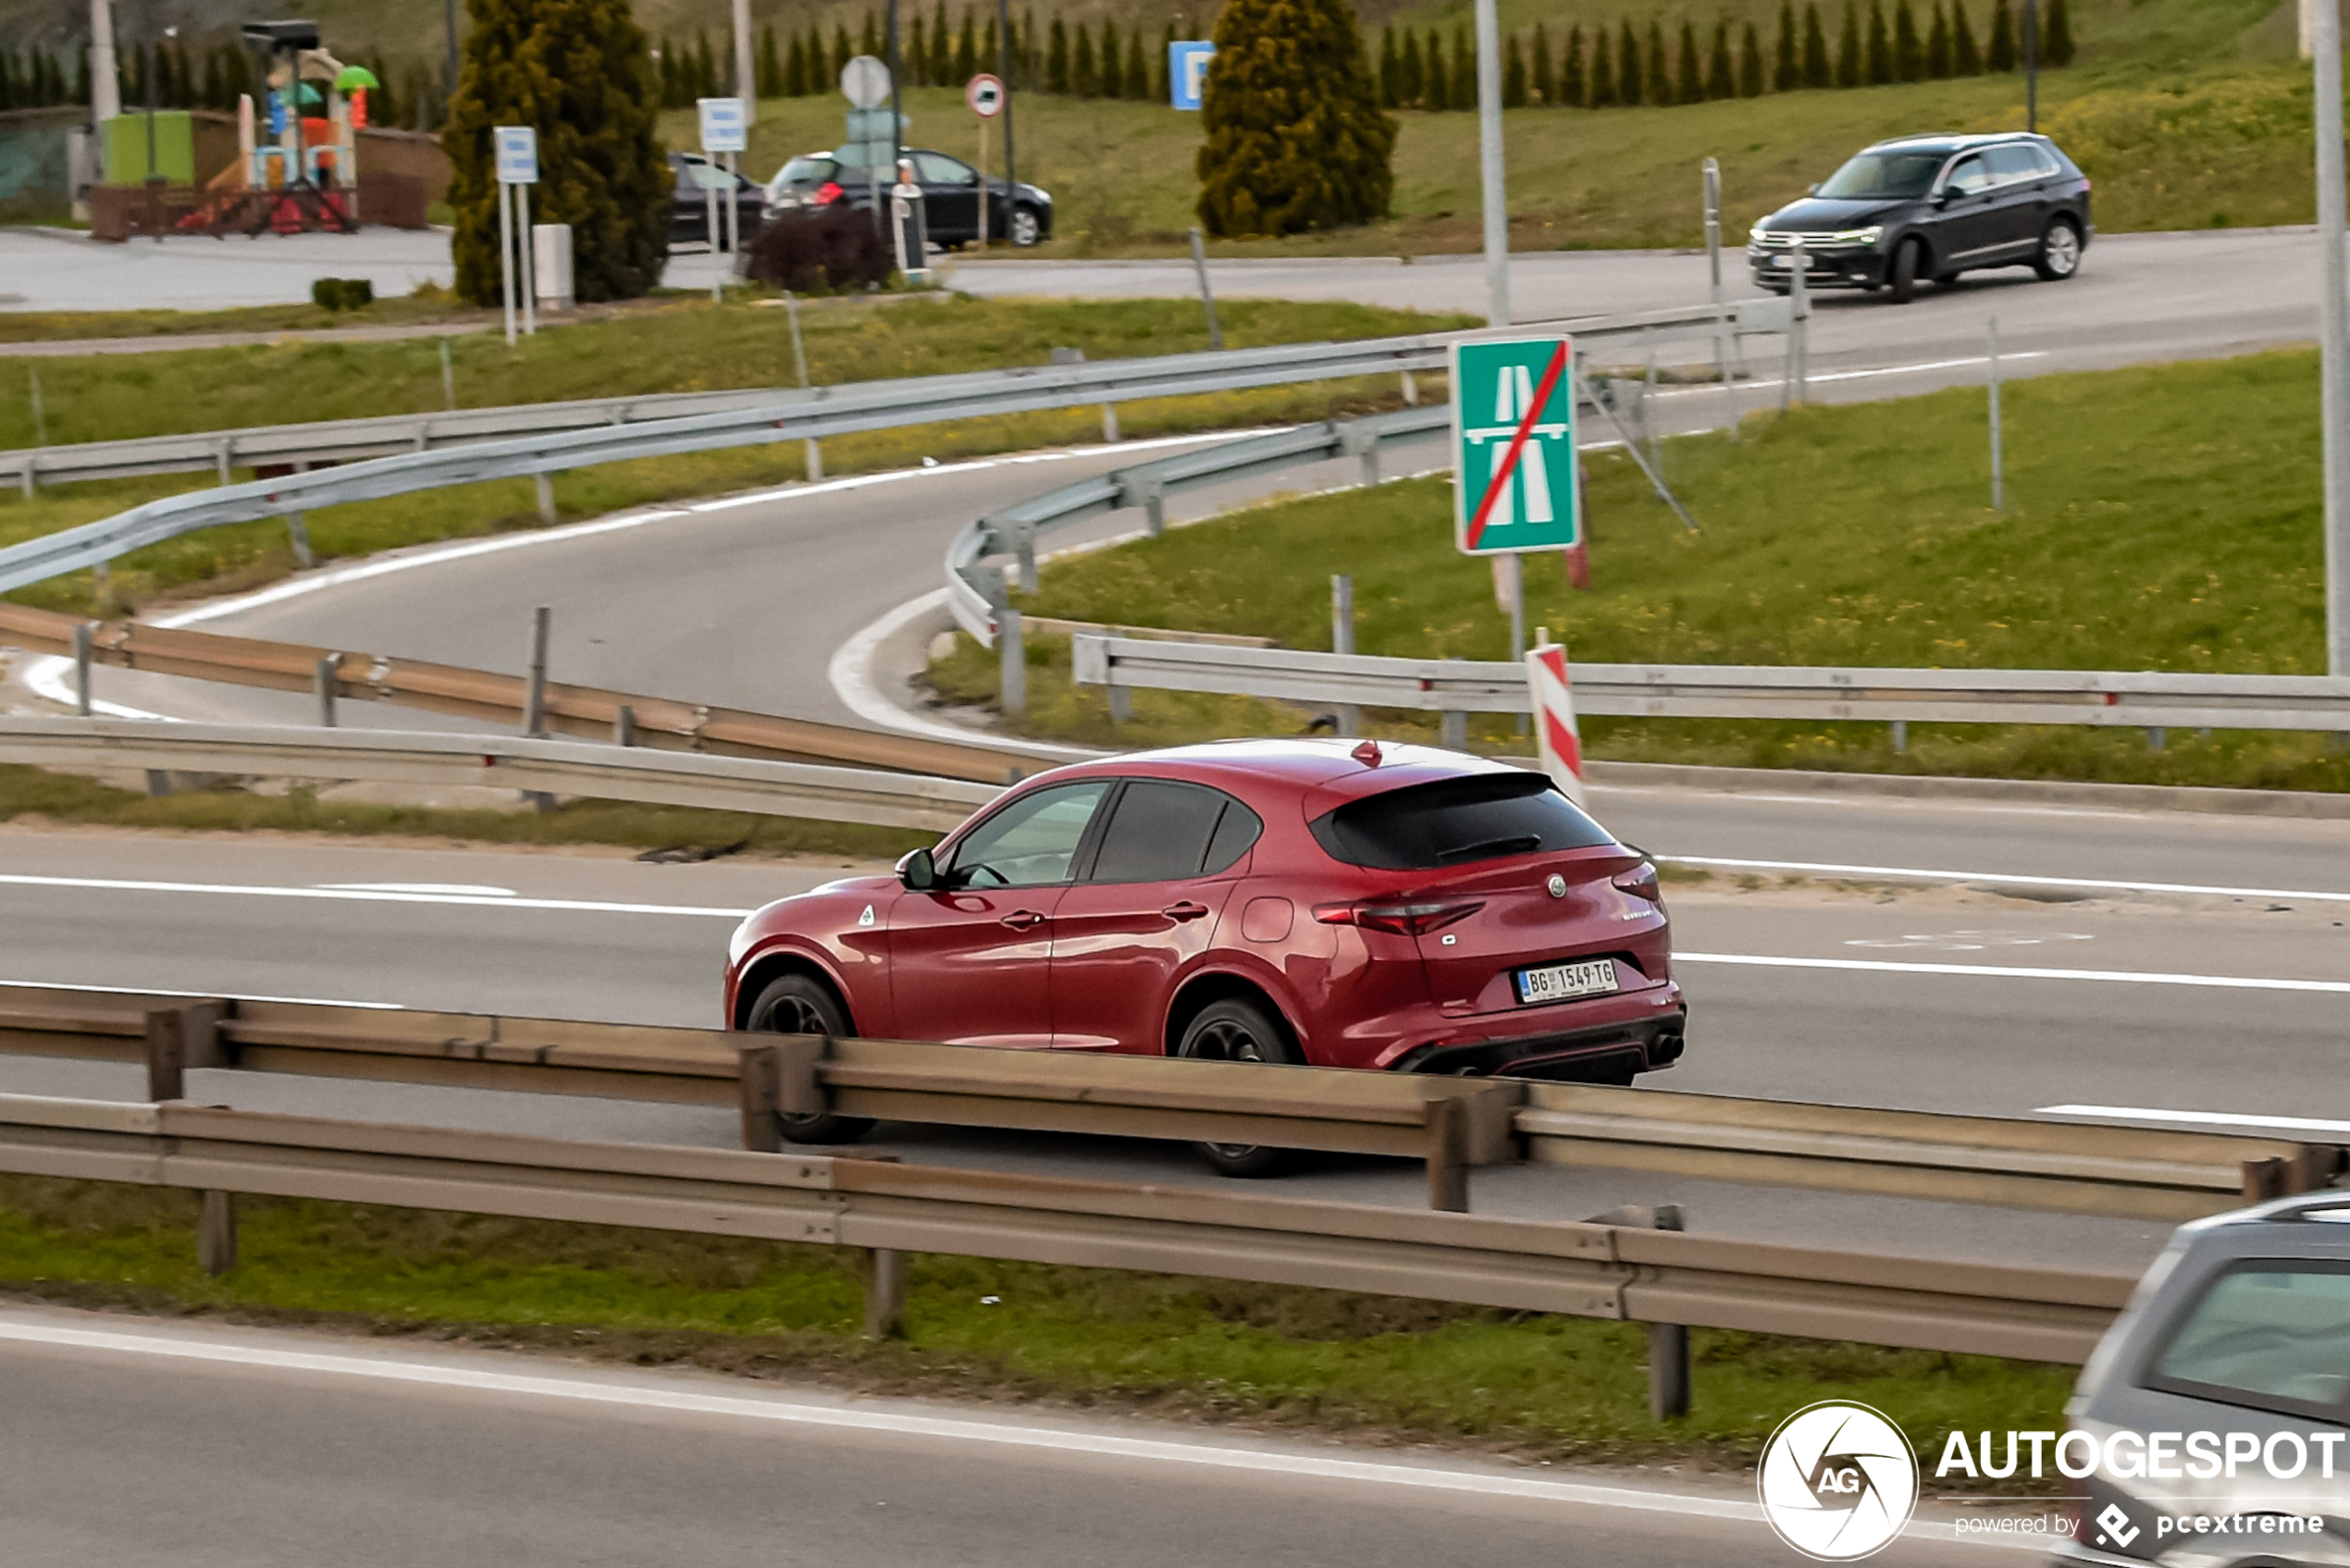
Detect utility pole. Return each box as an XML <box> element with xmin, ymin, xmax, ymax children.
<box><xmin>90</xmin><ymin>0</ymin><xmax>120</xmax><ymax>120</ymax></box>
<box><xmin>2022</xmin><ymin>0</ymin><xmax>2038</xmax><ymax>131</ymax></box>
<box><xmin>1474</xmin><ymin>0</ymin><xmax>1510</xmax><ymax>326</ymax></box>
<box><xmin>887</xmin><ymin>0</ymin><xmax>904</xmax><ymax>182</ymax></box>
<box><xmin>733</xmin><ymin>0</ymin><xmax>755</xmax><ymax>122</ymax></box>
<box><xmin>2317</xmin><ymin>0</ymin><xmax>2350</xmax><ymax>673</ymax></box>
<box><xmin>996</xmin><ymin>0</ymin><xmax>1018</xmax><ymax>207</ymax></box>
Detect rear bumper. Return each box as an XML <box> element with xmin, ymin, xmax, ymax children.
<box><xmin>1383</xmin><ymin>992</ymin><xmax>1687</xmax><ymax>1081</ymax></box>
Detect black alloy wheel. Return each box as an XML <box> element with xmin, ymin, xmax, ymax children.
<box><xmin>1176</xmin><ymin>997</ymin><xmax>1297</xmax><ymax>1179</ymax></box>
<box><xmin>1886</xmin><ymin>237</ymin><xmax>1923</xmax><ymax>303</ymax></box>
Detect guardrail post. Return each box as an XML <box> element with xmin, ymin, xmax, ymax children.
<box><xmin>315</xmin><ymin>655</ymin><xmax>339</xmax><ymax>727</ymax></box>
<box><xmin>534</xmin><ymin>472</ymin><xmax>556</xmax><ymax>525</ymax></box>
<box><xmin>16</xmin><ymin>451</ymin><xmax>31</xmax><ymax>500</ymax></box>
<box><xmin>216</xmin><ymin>438</ymin><xmax>232</xmax><ymax>485</ymax></box>
<box><xmin>1890</xmin><ymin>719</ymin><xmax>1906</xmax><ymax>754</ymax></box>
<box><xmin>197</xmin><ymin>1190</ymin><xmax>238</xmax><ymax>1276</ymax></box>
<box><xmin>71</xmin><ymin>620</ymin><xmax>93</xmax><ymax>717</ymax></box>
<box><xmin>1440</xmin><ymin>654</ymin><xmax>1467</xmax><ymax>751</ymax></box>
<box><xmin>2146</xmin><ymin>726</ymin><xmax>2166</xmax><ymax>752</ymax></box>
<box><xmin>1102</xmin><ymin>403</ymin><xmax>1120</xmax><ymax>444</ymax></box>
<box><xmin>613</xmin><ymin>704</ymin><xmax>637</xmax><ymax>747</ymax></box>
<box><xmin>1016</xmin><ymin>527</ymin><xmax>1038</xmax><ymax>592</ymax></box>
<box><xmin>2243</xmin><ymin>1156</ymin><xmax>2290</xmax><ymax>1203</ymax></box>
<box><xmin>1401</xmin><ymin>370</ymin><xmax>1419</xmax><ymax>407</ymax></box>
<box><xmin>523</xmin><ymin>606</ymin><xmax>551</xmax><ymax>737</ymax></box>
<box><xmin>1787</xmin><ymin>241</ymin><xmax>1810</xmax><ymax>405</ymax></box>
<box><xmin>805</xmin><ymin>438</ymin><xmax>823</xmax><ymax>481</ymax></box>
<box><xmin>144</xmin><ymin>1002</ymin><xmax>225</xmax><ymax>1103</ymax></box>
<box><xmin>738</xmin><ymin>1035</ymin><xmax>832</xmax><ymax>1153</ymax></box>
<box><xmin>999</xmin><ymin>607</ymin><xmax>1027</xmax><ymax>718</ymax></box>
<box><xmin>286</xmin><ymin>462</ymin><xmax>315</xmax><ymax>569</ymax></box>
<box><xmin>859</xmin><ymin>1246</ymin><xmax>909</xmax><ymax>1340</ymax></box>
<box><xmin>1330</xmin><ymin>575</ymin><xmax>1361</xmax><ymax>736</ymax></box>
<box><xmin>1427</xmin><ymin>1093</ymin><xmax>1472</xmax><ymax>1212</ymax></box>
<box><xmin>1649</xmin><ymin>1324</ymin><xmax>1692</xmax><ymax>1422</ymax></box>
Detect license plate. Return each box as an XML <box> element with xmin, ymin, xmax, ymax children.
<box><xmin>1514</xmin><ymin>958</ymin><xmax>1619</xmax><ymax>1006</ymax></box>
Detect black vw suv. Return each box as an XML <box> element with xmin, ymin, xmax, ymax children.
<box><xmin>1748</xmin><ymin>132</ymin><xmax>2092</xmax><ymax>302</ymax></box>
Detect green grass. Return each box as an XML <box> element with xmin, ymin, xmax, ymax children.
<box><xmin>0</xmin><ymin>1173</ymin><xmax>2076</xmax><ymax>1477</ymax></box>
<box><xmin>0</xmin><ymin>290</ymin><xmax>501</xmax><ymax>344</ymax></box>
<box><xmin>929</xmin><ymin>346</ymin><xmax>2350</xmax><ymax>792</ymax></box>
<box><xmin>0</xmin><ymin>762</ymin><xmax>934</xmax><ymax>858</ymax></box>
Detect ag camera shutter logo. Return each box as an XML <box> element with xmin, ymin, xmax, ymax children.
<box><xmin>1758</xmin><ymin>1401</ymin><xmax>1921</xmax><ymax>1561</ymax></box>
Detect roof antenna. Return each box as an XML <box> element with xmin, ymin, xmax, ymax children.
<box><xmin>1351</xmin><ymin>739</ymin><xmax>1381</xmax><ymax>766</ymax></box>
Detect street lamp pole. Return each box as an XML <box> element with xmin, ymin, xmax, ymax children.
<box><xmin>2316</xmin><ymin>0</ymin><xmax>2350</xmax><ymax>673</ymax></box>
<box><xmin>1473</xmin><ymin>0</ymin><xmax>1509</xmax><ymax>326</ymax></box>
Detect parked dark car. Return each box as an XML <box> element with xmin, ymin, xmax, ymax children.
<box><xmin>668</xmin><ymin>151</ymin><xmax>766</xmax><ymax>250</ymax></box>
<box><xmin>763</xmin><ymin>147</ymin><xmax>1054</xmax><ymax>249</ymax></box>
<box><xmin>1748</xmin><ymin>132</ymin><xmax>2092</xmax><ymax>302</ymax></box>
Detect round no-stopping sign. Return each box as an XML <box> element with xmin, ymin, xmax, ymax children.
<box><xmin>966</xmin><ymin>72</ymin><xmax>1005</xmax><ymax>117</ymax></box>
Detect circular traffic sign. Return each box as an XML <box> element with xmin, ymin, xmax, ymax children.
<box><xmin>966</xmin><ymin>72</ymin><xmax>1005</xmax><ymax>117</ymax></box>
<box><xmin>840</xmin><ymin>55</ymin><xmax>892</xmax><ymax>108</ymax></box>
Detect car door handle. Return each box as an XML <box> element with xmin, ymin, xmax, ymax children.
<box><xmin>999</xmin><ymin>909</ymin><xmax>1048</xmax><ymax>931</ymax></box>
<box><xmin>1162</xmin><ymin>901</ymin><xmax>1211</xmax><ymax>922</ymax></box>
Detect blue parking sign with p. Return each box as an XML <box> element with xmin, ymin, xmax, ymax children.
<box><xmin>1169</xmin><ymin>43</ymin><xmax>1216</xmax><ymax>110</ymax></box>
<box><xmin>1452</xmin><ymin>336</ymin><xmax>1579</xmax><ymax>555</ymax></box>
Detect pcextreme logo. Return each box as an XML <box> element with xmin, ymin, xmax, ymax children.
<box><xmin>1758</xmin><ymin>1401</ymin><xmax>1923</xmax><ymax>1561</ymax></box>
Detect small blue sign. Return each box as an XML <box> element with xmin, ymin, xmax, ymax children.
<box><xmin>698</xmin><ymin>96</ymin><xmax>748</xmax><ymax>154</ymax></box>
<box><xmin>493</xmin><ymin>125</ymin><xmax>538</xmax><ymax>185</ymax></box>
<box><xmin>1169</xmin><ymin>42</ymin><xmax>1216</xmax><ymax>110</ymax></box>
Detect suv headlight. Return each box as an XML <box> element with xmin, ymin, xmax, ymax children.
<box><xmin>1831</xmin><ymin>226</ymin><xmax>1884</xmax><ymax>246</ymax></box>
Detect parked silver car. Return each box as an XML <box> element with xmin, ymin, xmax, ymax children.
<box><xmin>2057</xmin><ymin>1192</ymin><xmax>2349</xmax><ymax>1568</ymax></box>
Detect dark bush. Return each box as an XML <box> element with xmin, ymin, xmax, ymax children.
<box><xmin>310</xmin><ymin>278</ymin><xmax>374</xmax><ymax>310</ymax></box>
<box><xmin>743</xmin><ymin>204</ymin><xmax>894</xmax><ymax>292</ymax></box>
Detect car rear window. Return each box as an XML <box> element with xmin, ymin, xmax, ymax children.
<box><xmin>776</xmin><ymin>156</ymin><xmax>840</xmax><ymax>186</ymax></box>
<box><xmin>2146</xmin><ymin>1262</ymin><xmax>2350</xmax><ymax>1420</ymax></box>
<box><xmin>1309</xmin><ymin>773</ymin><xmax>1613</xmax><ymax>870</ymax></box>
<box><xmin>1087</xmin><ymin>781</ymin><xmax>1262</xmax><ymax>883</ymax></box>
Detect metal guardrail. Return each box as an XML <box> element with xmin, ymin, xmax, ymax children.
<box><xmin>0</xmin><ymin>1091</ymin><xmax>2134</xmax><ymax>1362</ymax></box>
<box><xmin>1070</xmin><ymin>636</ymin><xmax>2350</xmax><ymax>735</ymax></box>
<box><xmin>0</xmin><ymin>297</ymin><xmax>1794</xmax><ymax>593</ymax></box>
<box><xmin>0</xmin><ymin>717</ymin><xmax>997</xmax><ymax>832</ymax></box>
<box><xmin>1</xmin><ymin>985</ymin><xmax>2331</xmax><ymax>1222</ymax></box>
<box><xmin>0</xmin><ymin>602</ymin><xmax>1042</xmax><ymax>785</ymax></box>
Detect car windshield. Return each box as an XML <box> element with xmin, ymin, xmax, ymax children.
<box><xmin>1815</xmin><ymin>149</ymin><xmax>1947</xmax><ymax>199</ymax></box>
<box><xmin>1310</xmin><ymin>774</ymin><xmax>1614</xmax><ymax>870</ymax></box>
<box><xmin>775</xmin><ymin>156</ymin><xmax>839</xmax><ymax>187</ymax></box>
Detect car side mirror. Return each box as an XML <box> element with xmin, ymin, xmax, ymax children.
<box><xmin>1931</xmin><ymin>189</ymin><xmax>1951</xmax><ymax>207</ymax></box>
<box><xmin>897</xmin><ymin>847</ymin><xmax>938</xmax><ymax>891</ymax></box>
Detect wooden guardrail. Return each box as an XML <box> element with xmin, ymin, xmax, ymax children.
<box><xmin>0</xmin><ymin>1092</ymin><xmax>2137</xmax><ymax>1364</ymax></box>
<box><xmin>0</xmin><ymin>984</ymin><xmax>2334</xmax><ymax>1221</ymax></box>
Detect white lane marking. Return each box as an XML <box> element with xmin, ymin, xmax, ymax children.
<box><xmin>0</xmin><ymin>977</ymin><xmax>402</xmax><ymax>1009</ymax></box>
<box><xmin>0</xmin><ymin>1315</ymin><xmax>2033</xmax><ymax>1549</ymax></box>
<box><xmin>1679</xmin><ymin>951</ymin><xmax>2350</xmax><ymax>994</ymax></box>
<box><xmin>317</xmin><ymin>883</ymin><xmax>517</xmax><ymax>897</ymax></box>
<box><xmin>0</xmin><ymin>872</ymin><xmax>749</xmax><ymax>919</ymax></box>
<box><xmin>2040</xmin><ymin>1105</ymin><xmax>2350</xmax><ymax>1138</ymax></box>
<box><xmin>825</xmin><ymin>586</ymin><xmax>1101</xmax><ymax>759</ymax></box>
<box><xmin>1658</xmin><ymin>352</ymin><xmax>2053</xmax><ymax>400</ymax></box>
<box><xmin>18</xmin><ymin>431</ymin><xmax>1263</xmax><ymax>723</ymax></box>
<box><xmin>1663</xmin><ymin>855</ymin><xmax>2350</xmax><ymax>905</ymax></box>
<box><xmin>1843</xmin><ymin>932</ymin><xmax>2095</xmax><ymax>950</ymax></box>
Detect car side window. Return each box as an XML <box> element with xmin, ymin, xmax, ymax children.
<box><xmin>1985</xmin><ymin>144</ymin><xmax>2040</xmax><ymax>184</ymax></box>
<box><xmin>1944</xmin><ymin>155</ymin><xmax>1990</xmax><ymax>196</ymax></box>
<box><xmin>916</xmin><ymin>153</ymin><xmax>978</xmax><ymax>187</ymax></box>
<box><xmin>943</xmin><ymin>782</ymin><xmax>1109</xmax><ymax>889</ymax></box>
<box><xmin>1087</xmin><ymin>781</ymin><xmax>1236</xmax><ymax>884</ymax></box>
<box><xmin>2145</xmin><ymin>1262</ymin><xmax>2350</xmax><ymax>1420</ymax></box>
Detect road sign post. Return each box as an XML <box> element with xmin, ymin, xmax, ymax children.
<box><xmin>1452</xmin><ymin>336</ymin><xmax>1579</xmax><ymax>557</ymax></box>
<box><xmin>967</xmin><ymin>73</ymin><xmax>1002</xmax><ymax>248</ymax></box>
<box><xmin>492</xmin><ymin>126</ymin><xmax>538</xmax><ymax>347</ymax></box>
<box><xmin>698</xmin><ymin>97</ymin><xmax>748</xmax><ymax>299</ymax></box>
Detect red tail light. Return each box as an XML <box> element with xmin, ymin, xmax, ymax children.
<box><xmin>1611</xmin><ymin>863</ymin><xmax>1663</xmax><ymax>904</ymax></box>
<box><xmin>815</xmin><ymin>181</ymin><xmax>844</xmax><ymax>204</ymax></box>
<box><xmin>1314</xmin><ymin>899</ymin><xmax>1482</xmax><ymax>936</ymax></box>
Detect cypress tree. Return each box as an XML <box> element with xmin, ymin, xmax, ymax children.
<box><xmin>1425</xmin><ymin>29</ymin><xmax>1448</xmax><ymax>109</ymax></box>
<box><xmin>1835</xmin><ymin>1</ymin><xmax>1861</xmax><ymax>84</ymax></box>
<box><xmin>909</xmin><ymin>14</ymin><xmax>929</xmax><ymax>84</ymax></box>
<box><xmin>1739</xmin><ymin>20</ymin><xmax>1765</xmax><ymax>93</ymax></box>
<box><xmin>2044</xmin><ymin>0</ymin><xmax>2073</xmax><ymax>65</ymax></box>
<box><xmin>0</xmin><ymin>54</ymin><xmax>14</xmax><ymax>113</ymax></box>
<box><xmin>1378</xmin><ymin>24</ymin><xmax>1398</xmax><ymax>105</ymax></box>
<box><xmin>1926</xmin><ymin>1</ymin><xmax>1950</xmax><ymax>75</ymax></box>
<box><xmin>1563</xmin><ymin>24</ymin><xmax>1588</xmax><ymax>105</ymax></box>
<box><xmin>1775</xmin><ymin>0</ymin><xmax>1799</xmax><ymax>87</ymax></box>
<box><xmin>1645</xmin><ymin>19</ymin><xmax>1670</xmax><ymax>103</ymax></box>
<box><xmin>1195</xmin><ymin>0</ymin><xmax>1393</xmax><ymax>237</ymax></box>
<box><xmin>932</xmin><ymin>0</ymin><xmax>953</xmax><ymax>82</ymax></box>
<box><xmin>1589</xmin><ymin>25</ymin><xmax>1615</xmax><ymax>104</ymax></box>
<box><xmin>1865</xmin><ymin>0</ymin><xmax>1891</xmax><ymax>81</ymax></box>
<box><xmin>1102</xmin><ymin>19</ymin><xmax>1125</xmax><ymax>96</ymax></box>
<box><xmin>1677</xmin><ymin>19</ymin><xmax>1702</xmax><ymax>102</ymax></box>
<box><xmin>861</xmin><ymin>13</ymin><xmax>882</xmax><ymax>61</ymax></box>
<box><xmin>1400</xmin><ymin>27</ymin><xmax>1423</xmax><ymax>105</ymax></box>
<box><xmin>1987</xmin><ymin>0</ymin><xmax>2014</xmax><ymax>69</ymax></box>
<box><xmin>1803</xmin><ymin>1</ymin><xmax>1831</xmax><ymax>83</ymax></box>
<box><xmin>1452</xmin><ymin>22</ymin><xmax>1475</xmax><ymax>107</ymax></box>
<box><xmin>989</xmin><ymin>17</ymin><xmax>1004</xmax><ymax>83</ymax></box>
<box><xmin>834</xmin><ymin>22</ymin><xmax>855</xmax><ymax>82</ymax></box>
<box><xmin>445</xmin><ymin>0</ymin><xmax>666</xmax><ymax>305</ymax></box>
<box><xmin>655</xmin><ymin>35</ymin><xmax>676</xmax><ymax>105</ymax></box>
<box><xmin>1617</xmin><ymin>19</ymin><xmax>1640</xmax><ymax>105</ymax></box>
<box><xmin>1894</xmin><ymin>0</ymin><xmax>1922</xmax><ymax>78</ymax></box>
<box><xmin>1126</xmin><ymin>29</ymin><xmax>1147</xmax><ymax>98</ymax></box>
<box><xmin>1071</xmin><ymin>20</ymin><xmax>1095</xmax><ymax>95</ymax></box>
<box><xmin>1707</xmin><ymin>19</ymin><xmax>1734</xmax><ymax>97</ymax></box>
<box><xmin>1045</xmin><ymin>16</ymin><xmax>1069</xmax><ymax>92</ymax></box>
<box><xmin>957</xmin><ymin>10</ymin><xmax>978</xmax><ymax>81</ymax></box>
<box><xmin>1952</xmin><ymin>0</ymin><xmax>1982</xmax><ymax>69</ymax></box>
<box><xmin>758</xmin><ymin>25</ymin><xmax>779</xmax><ymax>95</ymax></box>
<box><xmin>1531</xmin><ymin>21</ymin><xmax>1554</xmax><ymax>103</ymax></box>
<box><xmin>1503</xmin><ymin>33</ymin><xmax>1527</xmax><ymax>107</ymax></box>
<box><xmin>784</xmin><ymin>31</ymin><xmax>806</xmax><ymax>95</ymax></box>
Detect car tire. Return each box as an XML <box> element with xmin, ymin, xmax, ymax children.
<box><xmin>1886</xmin><ymin>238</ymin><xmax>1923</xmax><ymax>303</ymax></box>
<box><xmin>1008</xmin><ymin>204</ymin><xmax>1043</xmax><ymax>248</ymax></box>
<box><xmin>2033</xmin><ymin>217</ymin><xmax>2083</xmax><ymax>281</ymax></box>
<box><xmin>745</xmin><ymin>973</ymin><xmax>876</xmax><ymax>1145</ymax></box>
<box><xmin>1175</xmin><ymin>996</ymin><xmax>1296</xmax><ymax>1179</ymax></box>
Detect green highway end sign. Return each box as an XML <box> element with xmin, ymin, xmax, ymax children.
<box><xmin>1451</xmin><ymin>335</ymin><xmax>1580</xmax><ymax>555</ymax></box>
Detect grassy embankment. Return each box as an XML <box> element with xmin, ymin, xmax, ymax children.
<box><xmin>0</xmin><ymin>291</ymin><xmax>1466</xmax><ymax>622</ymax></box>
<box><xmin>692</xmin><ymin>0</ymin><xmax>2313</xmax><ymax>254</ymax></box>
<box><xmin>928</xmin><ymin>347</ymin><xmax>2350</xmax><ymax>792</ymax></box>
<box><xmin>0</xmin><ymin>1173</ymin><xmax>2074</xmax><ymax>1478</ymax></box>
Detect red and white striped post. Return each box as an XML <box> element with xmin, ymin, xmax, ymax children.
<box><xmin>1525</xmin><ymin>641</ymin><xmax>1586</xmax><ymax>807</ymax></box>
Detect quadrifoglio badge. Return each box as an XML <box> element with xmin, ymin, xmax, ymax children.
<box><xmin>1759</xmin><ymin>1402</ymin><xmax>1923</xmax><ymax>1561</ymax></box>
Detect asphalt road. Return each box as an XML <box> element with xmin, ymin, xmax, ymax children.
<box><xmin>0</xmin><ymin>1305</ymin><xmax>2016</xmax><ymax>1568</ymax></box>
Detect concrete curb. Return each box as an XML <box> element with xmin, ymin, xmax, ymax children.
<box><xmin>1582</xmin><ymin>759</ymin><xmax>2350</xmax><ymax>820</ymax></box>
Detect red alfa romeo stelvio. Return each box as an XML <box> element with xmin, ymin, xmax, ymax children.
<box><xmin>724</xmin><ymin>738</ymin><xmax>1685</xmax><ymax>1170</ymax></box>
